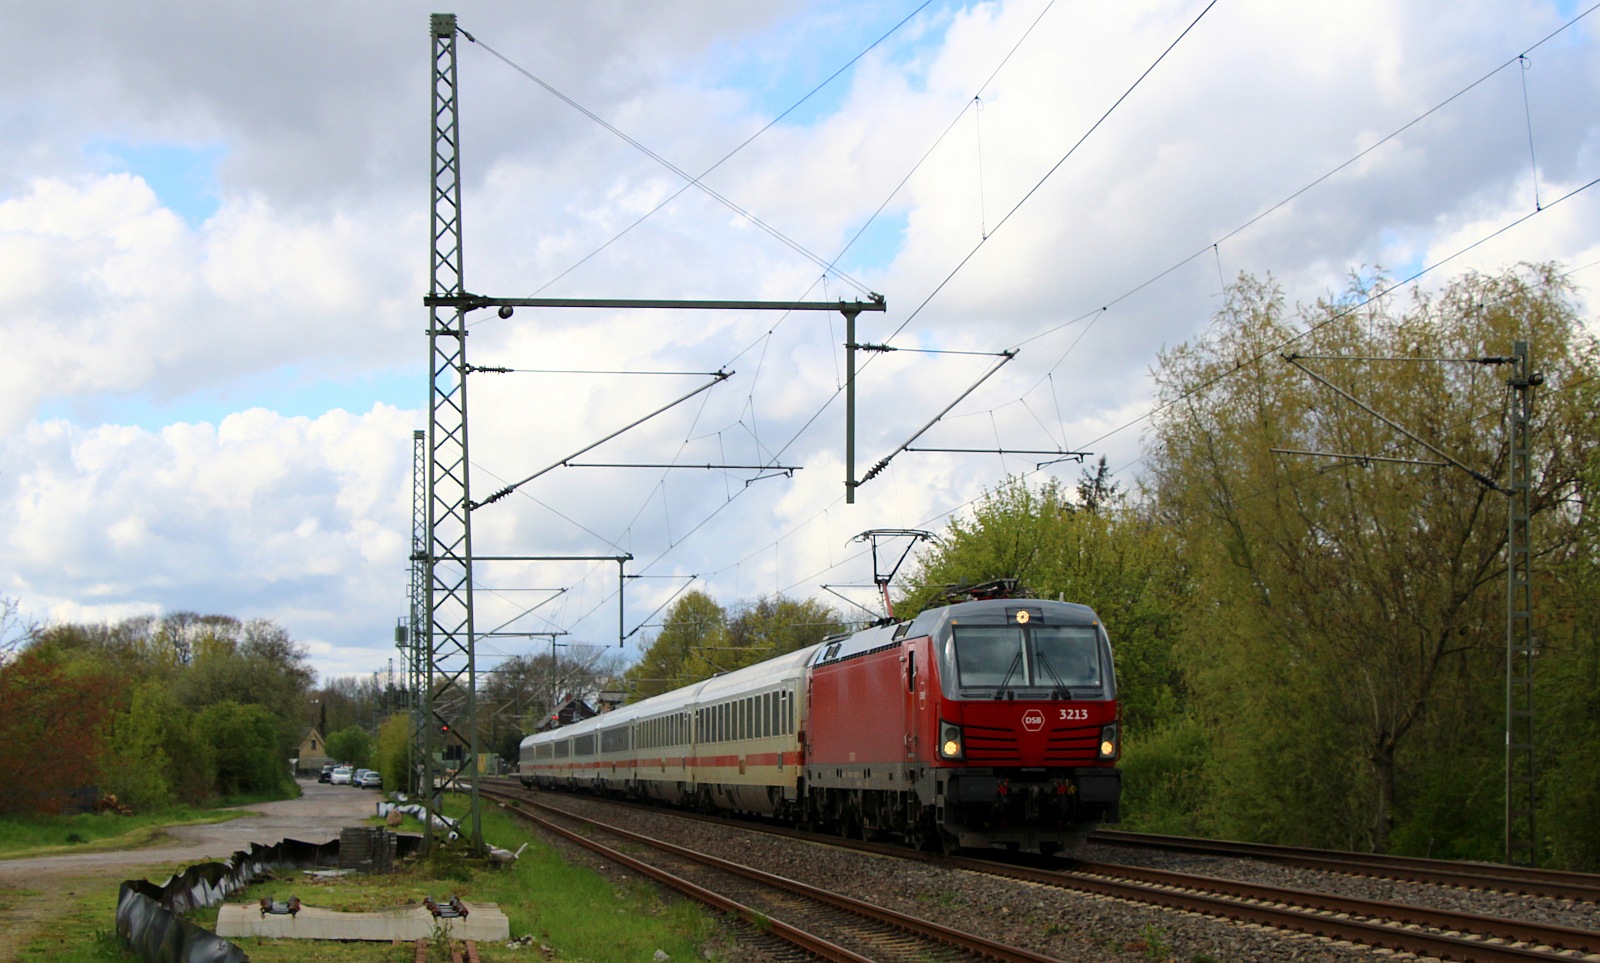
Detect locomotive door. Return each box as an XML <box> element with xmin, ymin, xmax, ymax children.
<box><xmin>903</xmin><ymin>641</ymin><xmax>922</xmax><ymax>761</ymax></box>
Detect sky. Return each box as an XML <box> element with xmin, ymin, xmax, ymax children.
<box><xmin>2</xmin><ymin>0</ymin><xmax>1597</xmax><ymax>684</ymax></box>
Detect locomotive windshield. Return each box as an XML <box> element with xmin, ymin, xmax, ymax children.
<box><xmin>950</xmin><ymin>623</ymin><xmax>1103</xmax><ymax>692</ymax></box>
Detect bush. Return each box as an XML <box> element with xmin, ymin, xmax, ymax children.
<box><xmin>1116</xmin><ymin>715</ymin><xmax>1211</xmax><ymax>835</ymax></box>
<box><xmin>198</xmin><ymin>701</ymin><xmax>291</xmax><ymax>797</ymax></box>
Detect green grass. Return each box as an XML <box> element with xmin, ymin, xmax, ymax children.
<box><xmin>10</xmin><ymin>878</ymin><xmax>141</xmax><ymax>963</ymax></box>
<box><xmin>0</xmin><ymin>808</ymin><xmax>248</xmax><ymax>860</ymax></box>
<box><xmin>10</xmin><ymin>791</ymin><xmax>732</xmax><ymax>962</ymax></box>
<box><xmin>0</xmin><ymin>779</ymin><xmax>300</xmax><ymax>861</ymax></box>
<box><xmin>183</xmin><ymin>794</ymin><xmax>728</xmax><ymax>961</ymax></box>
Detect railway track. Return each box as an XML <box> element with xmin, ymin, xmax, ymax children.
<box><xmin>1091</xmin><ymin>829</ymin><xmax>1600</xmax><ymax>902</ymax></box>
<box><xmin>481</xmin><ymin>786</ymin><xmax>1063</xmax><ymax>962</ymax></box>
<box><xmin>488</xmin><ymin>781</ymin><xmax>1600</xmax><ymax>962</ymax></box>
<box><xmin>960</xmin><ymin>853</ymin><xmax>1600</xmax><ymax>962</ymax></box>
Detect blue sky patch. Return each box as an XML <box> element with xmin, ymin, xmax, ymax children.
<box><xmin>37</xmin><ymin>364</ymin><xmax>424</xmax><ymax>432</ymax></box>
<box><xmin>834</xmin><ymin>209</ymin><xmax>910</xmax><ymax>276</ymax></box>
<box><xmin>84</xmin><ymin>139</ymin><xmax>226</xmax><ymax>226</ymax></box>
<box><xmin>698</xmin><ymin>1</ymin><xmax>952</xmax><ymax>130</ymax></box>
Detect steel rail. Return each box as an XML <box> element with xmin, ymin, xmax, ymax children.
<box><xmin>486</xmin><ymin>781</ymin><xmax>1600</xmax><ymax>962</ymax></box>
<box><xmin>972</xmin><ymin>858</ymin><xmax>1600</xmax><ymax>957</ymax></box>
<box><xmin>1029</xmin><ymin>865</ymin><xmax>1575</xmax><ymax>962</ymax></box>
<box><xmin>482</xmin><ymin>788</ymin><xmax>1060</xmax><ymax>962</ymax></box>
<box><xmin>1091</xmin><ymin>830</ymin><xmax>1600</xmax><ymax>902</ymax></box>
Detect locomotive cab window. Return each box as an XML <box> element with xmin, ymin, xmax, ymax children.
<box><xmin>950</xmin><ymin>623</ymin><xmax>1104</xmax><ymax>692</ymax></box>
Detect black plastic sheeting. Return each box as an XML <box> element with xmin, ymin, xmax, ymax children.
<box><xmin>115</xmin><ymin>834</ymin><xmax>422</xmax><ymax>963</ymax></box>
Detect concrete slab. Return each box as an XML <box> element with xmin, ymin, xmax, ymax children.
<box><xmin>215</xmin><ymin>900</ymin><xmax>509</xmax><ymax>942</ymax></box>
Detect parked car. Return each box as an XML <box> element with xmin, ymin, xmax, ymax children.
<box><xmin>329</xmin><ymin>766</ymin><xmax>353</xmax><ymax>785</ymax></box>
<box><xmin>317</xmin><ymin>764</ymin><xmax>335</xmax><ymax>783</ymax></box>
<box><xmin>356</xmin><ymin>770</ymin><xmax>382</xmax><ymax>790</ymax></box>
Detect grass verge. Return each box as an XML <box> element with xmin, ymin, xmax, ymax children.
<box><xmin>0</xmin><ymin>809</ymin><xmax>249</xmax><ymax>860</ymax></box>
<box><xmin>199</xmin><ymin>795</ymin><xmax>728</xmax><ymax>961</ymax></box>
<box><xmin>18</xmin><ymin>793</ymin><xmax>732</xmax><ymax>961</ymax></box>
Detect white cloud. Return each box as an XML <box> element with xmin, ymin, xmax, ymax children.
<box><xmin>1</xmin><ymin>0</ymin><xmax>1596</xmax><ymax>680</ymax></box>
<box><xmin>1</xmin><ymin>405</ymin><xmax>415</xmax><ymax>669</ymax></box>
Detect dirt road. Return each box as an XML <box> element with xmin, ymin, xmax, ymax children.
<box><xmin>0</xmin><ymin>778</ymin><xmax>383</xmax><ymax>957</ymax></box>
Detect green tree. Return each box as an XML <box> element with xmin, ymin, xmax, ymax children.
<box><xmin>1147</xmin><ymin>266</ymin><xmax>1599</xmax><ymax>854</ymax></box>
<box><xmin>198</xmin><ymin>701</ymin><xmax>289</xmax><ymax>797</ymax></box>
<box><xmin>1536</xmin><ymin>447</ymin><xmax>1600</xmax><ymax>868</ymax></box>
<box><xmin>624</xmin><ymin>591</ymin><xmax>728</xmax><ymax>700</ymax></box>
<box><xmin>374</xmin><ymin>713</ymin><xmax>411</xmax><ymax>794</ymax></box>
<box><xmin>175</xmin><ymin>619</ymin><xmax>315</xmax><ymax>759</ymax></box>
<box><xmin>720</xmin><ymin>596</ymin><xmax>843</xmax><ymax>674</ymax></box>
<box><xmin>99</xmin><ymin>680</ymin><xmax>176</xmax><ymax>811</ymax></box>
<box><xmin>902</xmin><ymin>473</ymin><xmax>1188</xmax><ymax>734</ymax></box>
<box><xmin>325</xmin><ymin>725</ymin><xmax>374</xmax><ymax>769</ymax></box>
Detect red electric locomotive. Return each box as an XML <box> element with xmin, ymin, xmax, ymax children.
<box><xmin>804</xmin><ymin>594</ymin><xmax>1120</xmax><ymax>853</ymax></box>
<box><xmin>520</xmin><ymin>590</ymin><xmax>1121</xmax><ymax>854</ymax></box>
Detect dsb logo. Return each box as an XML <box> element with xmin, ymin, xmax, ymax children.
<box><xmin>1021</xmin><ymin>708</ymin><xmax>1045</xmax><ymax>731</ymax></box>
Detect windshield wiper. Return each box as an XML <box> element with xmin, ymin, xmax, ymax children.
<box><xmin>1034</xmin><ymin>650</ymin><xmax>1069</xmax><ymax>698</ymax></box>
<box><xmin>993</xmin><ymin>650</ymin><xmax>1024</xmax><ymax>699</ymax></box>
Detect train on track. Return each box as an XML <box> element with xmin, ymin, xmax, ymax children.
<box><xmin>519</xmin><ymin>588</ymin><xmax>1121</xmax><ymax>854</ymax></box>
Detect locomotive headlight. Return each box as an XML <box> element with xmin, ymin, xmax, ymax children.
<box><xmin>938</xmin><ymin>721</ymin><xmax>964</xmax><ymax>760</ymax></box>
<box><xmin>1098</xmin><ymin>722</ymin><xmax>1120</xmax><ymax>760</ymax></box>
